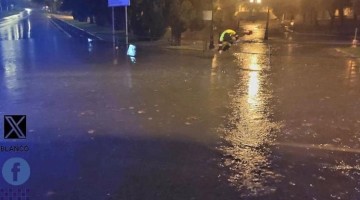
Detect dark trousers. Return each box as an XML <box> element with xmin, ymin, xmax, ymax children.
<box><xmin>218</xmin><ymin>41</ymin><xmax>231</xmax><ymax>51</ymax></box>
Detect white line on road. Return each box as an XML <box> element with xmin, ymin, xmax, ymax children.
<box><xmin>49</xmin><ymin>17</ymin><xmax>72</xmax><ymax>38</ymax></box>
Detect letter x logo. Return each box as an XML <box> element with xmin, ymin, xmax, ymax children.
<box><xmin>4</xmin><ymin>115</ymin><xmax>26</xmax><ymax>139</ymax></box>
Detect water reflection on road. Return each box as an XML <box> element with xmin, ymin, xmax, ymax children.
<box><xmin>0</xmin><ymin>10</ymin><xmax>33</xmax><ymax>97</ymax></box>
<box><xmin>0</xmin><ymin>10</ymin><xmax>31</xmax><ymax>41</ymax></box>
<box><xmin>345</xmin><ymin>59</ymin><xmax>359</xmax><ymax>88</ymax></box>
<box><xmin>216</xmin><ymin>43</ymin><xmax>283</xmax><ymax>197</ymax></box>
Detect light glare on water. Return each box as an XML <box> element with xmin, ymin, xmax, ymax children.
<box><xmin>217</xmin><ymin>43</ymin><xmax>283</xmax><ymax>197</ymax></box>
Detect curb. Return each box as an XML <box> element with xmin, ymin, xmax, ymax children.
<box><xmin>335</xmin><ymin>48</ymin><xmax>360</xmax><ymax>58</ymax></box>
<box><xmin>50</xmin><ymin>15</ymin><xmax>104</xmax><ymax>41</ymax></box>
<box><xmin>50</xmin><ymin>14</ymin><xmax>213</xmax><ymax>56</ymax></box>
<box><xmin>165</xmin><ymin>46</ymin><xmax>204</xmax><ymax>51</ymax></box>
<box><xmin>49</xmin><ymin>17</ymin><xmax>72</xmax><ymax>38</ymax></box>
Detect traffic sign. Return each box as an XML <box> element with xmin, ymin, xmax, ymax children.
<box><xmin>108</xmin><ymin>0</ymin><xmax>130</xmax><ymax>7</ymax></box>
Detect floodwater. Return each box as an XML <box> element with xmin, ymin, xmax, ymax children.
<box><xmin>0</xmin><ymin>10</ymin><xmax>359</xmax><ymax>200</ymax></box>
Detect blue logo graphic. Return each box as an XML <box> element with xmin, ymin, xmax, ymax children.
<box><xmin>2</xmin><ymin>158</ymin><xmax>30</xmax><ymax>186</ymax></box>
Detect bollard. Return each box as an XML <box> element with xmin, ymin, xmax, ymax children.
<box><xmin>127</xmin><ymin>44</ymin><xmax>137</xmax><ymax>64</ymax></box>
<box><xmin>268</xmin><ymin>44</ymin><xmax>271</xmax><ymax>68</ymax></box>
<box><xmin>127</xmin><ymin>44</ymin><xmax>136</xmax><ymax>57</ymax></box>
<box><xmin>352</xmin><ymin>28</ymin><xmax>358</xmax><ymax>45</ymax></box>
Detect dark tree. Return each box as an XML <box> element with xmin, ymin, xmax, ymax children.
<box><xmin>130</xmin><ymin>0</ymin><xmax>167</xmax><ymax>40</ymax></box>
<box><xmin>61</xmin><ymin>0</ymin><xmax>88</xmax><ymax>22</ymax></box>
<box><xmin>60</xmin><ymin>0</ymin><xmax>111</xmax><ymax>26</ymax></box>
<box><xmin>264</xmin><ymin>0</ymin><xmax>299</xmax><ymax>20</ymax></box>
<box><xmin>168</xmin><ymin>0</ymin><xmax>197</xmax><ymax>45</ymax></box>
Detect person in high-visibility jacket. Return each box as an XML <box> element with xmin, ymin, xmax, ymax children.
<box><xmin>218</xmin><ymin>29</ymin><xmax>252</xmax><ymax>53</ymax></box>
<box><xmin>218</xmin><ymin>29</ymin><xmax>237</xmax><ymax>54</ymax></box>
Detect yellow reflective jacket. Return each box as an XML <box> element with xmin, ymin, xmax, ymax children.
<box><xmin>219</xmin><ymin>29</ymin><xmax>236</xmax><ymax>42</ymax></box>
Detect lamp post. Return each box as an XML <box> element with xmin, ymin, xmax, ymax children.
<box><xmin>264</xmin><ymin>6</ymin><xmax>270</xmax><ymax>40</ymax></box>
<box><xmin>209</xmin><ymin>0</ymin><xmax>215</xmax><ymax>49</ymax></box>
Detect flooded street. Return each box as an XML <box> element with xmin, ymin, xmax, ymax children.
<box><xmin>216</xmin><ymin>40</ymin><xmax>360</xmax><ymax>199</ymax></box>
<box><xmin>0</xmin><ymin>11</ymin><xmax>360</xmax><ymax>199</ymax></box>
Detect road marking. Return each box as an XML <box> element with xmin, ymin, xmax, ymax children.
<box><xmin>49</xmin><ymin>18</ymin><xmax>72</xmax><ymax>38</ymax></box>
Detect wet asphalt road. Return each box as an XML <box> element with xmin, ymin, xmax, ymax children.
<box><xmin>0</xmin><ymin>10</ymin><xmax>360</xmax><ymax>200</ymax></box>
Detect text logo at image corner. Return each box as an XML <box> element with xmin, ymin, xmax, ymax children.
<box><xmin>4</xmin><ymin>115</ymin><xmax>26</xmax><ymax>139</ymax></box>
<box><xmin>2</xmin><ymin>157</ymin><xmax>30</xmax><ymax>186</ymax></box>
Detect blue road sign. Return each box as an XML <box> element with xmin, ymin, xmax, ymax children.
<box><xmin>108</xmin><ymin>0</ymin><xmax>130</xmax><ymax>7</ymax></box>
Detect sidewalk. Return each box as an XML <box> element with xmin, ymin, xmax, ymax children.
<box><xmin>51</xmin><ymin>13</ymin><xmax>360</xmax><ymax>51</ymax></box>
<box><xmin>51</xmin><ymin>13</ymin><xmax>211</xmax><ymax>53</ymax></box>
<box><xmin>51</xmin><ymin>13</ymin><xmax>122</xmax><ymax>42</ymax></box>
<box><xmin>334</xmin><ymin>46</ymin><xmax>360</xmax><ymax>58</ymax></box>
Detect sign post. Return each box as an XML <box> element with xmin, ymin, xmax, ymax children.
<box><xmin>202</xmin><ymin>10</ymin><xmax>212</xmax><ymax>51</ymax></box>
<box><xmin>108</xmin><ymin>0</ymin><xmax>130</xmax><ymax>48</ymax></box>
<box><xmin>125</xmin><ymin>6</ymin><xmax>128</xmax><ymax>47</ymax></box>
<box><xmin>112</xmin><ymin>7</ymin><xmax>115</xmax><ymax>49</ymax></box>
